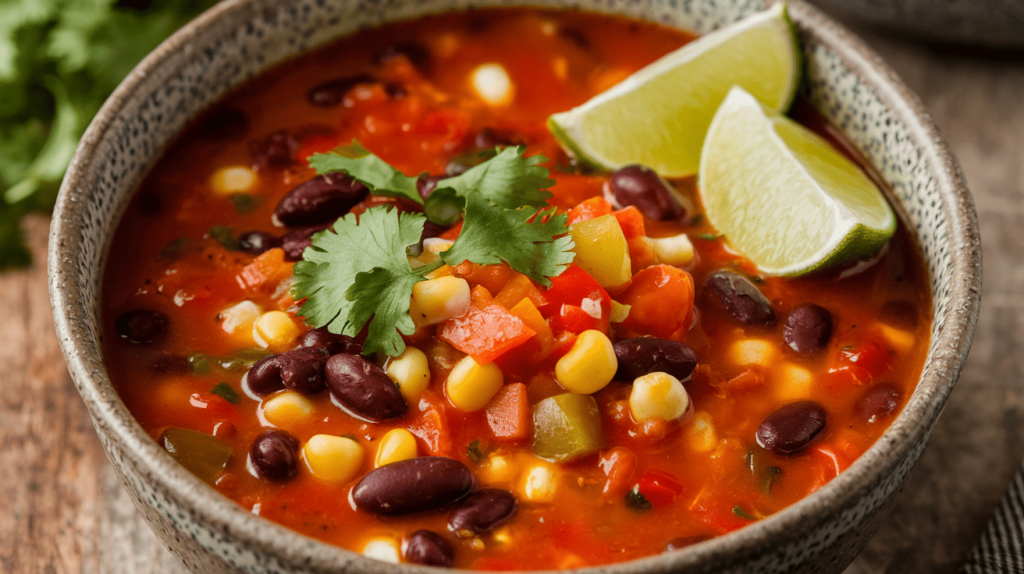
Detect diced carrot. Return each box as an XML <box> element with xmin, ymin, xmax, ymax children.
<box><xmin>612</xmin><ymin>207</ymin><xmax>645</xmax><ymax>239</ymax></box>
<box><xmin>236</xmin><ymin>248</ymin><xmax>292</xmax><ymax>292</ymax></box>
<box><xmin>509</xmin><ymin>298</ymin><xmax>555</xmax><ymax>352</ymax></box>
<box><xmin>485</xmin><ymin>383</ymin><xmax>531</xmax><ymax>441</ymax></box>
<box><xmin>456</xmin><ymin>262</ymin><xmax>516</xmax><ymax>295</ymax></box>
<box><xmin>567</xmin><ymin>196</ymin><xmax>613</xmax><ymax>225</ymax></box>
<box><xmin>408</xmin><ymin>391</ymin><xmax>453</xmax><ymax>456</ymax></box>
<box><xmin>495</xmin><ymin>273</ymin><xmax>544</xmax><ymax>310</ymax></box>
<box><xmin>437</xmin><ymin>292</ymin><xmax>536</xmax><ymax>364</ymax></box>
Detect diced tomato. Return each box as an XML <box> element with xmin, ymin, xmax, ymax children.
<box><xmin>439</xmin><ymin>220</ymin><xmax>464</xmax><ymax>240</ymax></box>
<box><xmin>827</xmin><ymin>338</ymin><xmax>894</xmax><ymax>387</ymax></box>
<box><xmin>690</xmin><ymin>489</ymin><xmax>752</xmax><ymax>534</ymax></box>
<box><xmin>613</xmin><ymin>207</ymin><xmax>657</xmax><ymax>271</ymax></box>
<box><xmin>486</xmin><ymin>383</ymin><xmax>531</xmax><ymax>441</ymax></box>
<box><xmin>495</xmin><ymin>273</ymin><xmax>545</xmax><ymax>310</ymax></box>
<box><xmin>540</xmin><ymin>264</ymin><xmax>611</xmax><ymax>333</ymax></box>
<box><xmin>455</xmin><ymin>262</ymin><xmax>517</xmax><ymax>296</ymax></box>
<box><xmin>636</xmin><ymin>468</ymin><xmax>683</xmax><ymax>507</ymax></box>
<box><xmin>408</xmin><ymin>391</ymin><xmax>453</xmax><ymax>456</ymax></box>
<box><xmin>567</xmin><ymin>196</ymin><xmax>613</xmax><ymax>225</ymax></box>
<box><xmin>599</xmin><ymin>447</ymin><xmax>637</xmax><ymax>498</ymax></box>
<box><xmin>437</xmin><ymin>290</ymin><xmax>536</xmax><ymax>364</ymax></box>
<box><xmin>188</xmin><ymin>392</ymin><xmax>236</xmax><ymax>420</ymax></box>
<box><xmin>237</xmin><ymin>248</ymin><xmax>292</xmax><ymax>292</ymax></box>
<box><xmin>615</xmin><ymin>265</ymin><xmax>694</xmax><ymax>339</ymax></box>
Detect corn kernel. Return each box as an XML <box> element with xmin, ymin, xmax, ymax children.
<box><xmin>729</xmin><ymin>339</ymin><xmax>777</xmax><ymax>368</ymax></box>
<box><xmin>880</xmin><ymin>324</ymin><xmax>916</xmax><ymax>354</ymax></box>
<box><xmin>423</xmin><ymin>237</ymin><xmax>455</xmax><ymax>256</ymax></box>
<box><xmin>446</xmin><ymin>355</ymin><xmax>503</xmax><ymax>412</ymax></box>
<box><xmin>261</xmin><ymin>391</ymin><xmax>314</xmax><ymax>427</ymax></box>
<box><xmin>688</xmin><ymin>411</ymin><xmax>718</xmax><ymax>453</ymax></box>
<box><xmin>386</xmin><ymin>346</ymin><xmax>431</xmax><ymax>402</ymax></box>
<box><xmin>410</xmin><ymin>276</ymin><xmax>471</xmax><ymax>326</ymax></box>
<box><xmin>302</xmin><ymin>434</ymin><xmax>364</xmax><ymax>484</ymax></box>
<box><xmin>520</xmin><ymin>461</ymin><xmax>558</xmax><ymax>503</ymax></box>
<box><xmin>629</xmin><ymin>372</ymin><xmax>690</xmax><ymax>422</ymax></box>
<box><xmin>375</xmin><ymin>428</ymin><xmax>418</xmax><ymax>468</ymax></box>
<box><xmin>647</xmin><ymin>233</ymin><xmax>695</xmax><ymax>266</ymax></box>
<box><xmin>209</xmin><ymin>165</ymin><xmax>257</xmax><ymax>195</ymax></box>
<box><xmin>471</xmin><ymin>63</ymin><xmax>514</xmax><ymax>106</ymax></box>
<box><xmin>774</xmin><ymin>362</ymin><xmax>814</xmax><ymax>402</ymax></box>
<box><xmin>478</xmin><ymin>455</ymin><xmax>518</xmax><ymax>484</ymax></box>
<box><xmin>220</xmin><ymin>300</ymin><xmax>261</xmax><ymax>335</ymax></box>
<box><xmin>362</xmin><ymin>538</ymin><xmax>401</xmax><ymax>563</ymax></box>
<box><xmin>555</xmin><ymin>330</ymin><xmax>617</xmax><ymax>394</ymax></box>
<box><xmin>492</xmin><ymin>528</ymin><xmax>512</xmax><ymax>545</ymax></box>
<box><xmin>253</xmin><ymin>311</ymin><xmax>300</xmax><ymax>351</ymax></box>
<box><xmin>610</xmin><ymin>301</ymin><xmax>631</xmax><ymax>323</ymax></box>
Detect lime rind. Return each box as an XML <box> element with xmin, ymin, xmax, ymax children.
<box><xmin>549</xmin><ymin>3</ymin><xmax>801</xmax><ymax>177</ymax></box>
<box><xmin>698</xmin><ymin>86</ymin><xmax>896</xmax><ymax>276</ymax></box>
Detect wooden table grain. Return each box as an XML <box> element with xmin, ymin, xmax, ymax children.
<box><xmin>2</xmin><ymin>16</ymin><xmax>1021</xmax><ymax>574</ymax></box>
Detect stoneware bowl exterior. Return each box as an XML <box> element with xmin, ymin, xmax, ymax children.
<box><xmin>47</xmin><ymin>0</ymin><xmax>981</xmax><ymax>573</ymax></box>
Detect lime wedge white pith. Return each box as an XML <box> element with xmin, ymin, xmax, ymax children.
<box><xmin>548</xmin><ymin>3</ymin><xmax>800</xmax><ymax>177</ymax></box>
<box><xmin>699</xmin><ymin>86</ymin><xmax>896</xmax><ymax>276</ymax></box>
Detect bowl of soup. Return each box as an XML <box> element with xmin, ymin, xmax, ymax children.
<box><xmin>48</xmin><ymin>0</ymin><xmax>980</xmax><ymax>572</ymax></box>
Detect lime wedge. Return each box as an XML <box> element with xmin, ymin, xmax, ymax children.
<box><xmin>699</xmin><ymin>86</ymin><xmax>896</xmax><ymax>276</ymax></box>
<box><xmin>548</xmin><ymin>3</ymin><xmax>801</xmax><ymax>177</ymax></box>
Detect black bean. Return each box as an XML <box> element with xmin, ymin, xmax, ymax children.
<box><xmin>448</xmin><ymin>489</ymin><xmax>518</xmax><ymax>534</ymax></box>
<box><xmin>614</xmin><ymin>337</ymin><xmax>697</xmax><ymax>381</ymax></box>
<box><xmin>115</xmin><ymin>309</ymin><xmax>169</xmax><ymax>345</ymax></box>
<box><xmin>702</xmin><ymin>270</ymin><xmax>776</xmax><ymax>327</ymax></box>
<box><xmin>783</xmin><ymin>304</ymin><xmax>833</xmax><ymax>354</ymax></box>
<box><xmin>608</xmin><ymin>165</ymin><xmax>684</xmax><ymax>221</ymax></box>
<box><xmin>281</xmin><ymin>224</ymin><xmax>331</xmax><ymax>261</ymax></box>
<box><xmin>421</xmin><ymin>221</ymin><xmax>447</xmax><ymax>242</ymax></box>
<box><xmin>445</xmin><ymin>161</ymin><xmax>471</xmax><ymax>177</ymax></box>
<box><xmin>353</xmin><ymin>457</ymin><xmax>474</xmax><ymax>515</ymax></box>
<box><xmin>417</xmin><ymin>174</ymin><xmax>447</xmax><ymax>200</ymax></box>
<box><xmin>275</xmin><ymin>173</ymin><xmax>368</xmax><ymax>227</ymax></box>
<box><xmin>307</xmin><ymin>74</ymin><xmax>376</xmax><ymax>107</ymax></box>
<box><xmin>665</xmin><ymin>535</ymin><xmax>711</xmax><ymax>552</ymax></box>
<box><xmin>854</xmin><ymin>383</ymin><xmax>901</xmax><ymax>422</ymax></box>
<box><xmin>301</xmin><ymin>327</ymin><xmax>363</xmax><ymax>356</ymax></box>
<box><xmin>237</xmin><ymin>231</ymin><xmax>280</xmax><ymax>256</ymax></box>
<box><xmin>325</xmin><ymin>354</ymin><xmax>407</xmax><ymax>422</ymax></box>
<box><xmin>475</xmin><ymin>127</ymin><xmax>520</xmax><ymax>150</ymax></box>
<box><xmin>756</xmin><ymin>401</ymin><xmax>827</xmax><ymax>455</ymax></box>
<box><xmin>249</xmin><ymin>430</ymin><xmax>300</xmax><ymax>481</ymax></box>
<box><xmin>244</xmin><ymin>346</ymin><xmax>330</xmax><ymax>397</ymax></box>
<box><xmin>374</xmin><ymin>43</ymin><xmax>432</xmax><ymax>75</ymax></box>
<box><xmin>200</xmin><ymin>108</ymin><xmax>249</xmax><ymax>140</ymax></box>
<box><xmin>404</xmin><ymin>530</ymin><xmax>454</xmax><ymax>568</ymax></box>
<box><xmin>148</xmin><ymin>354</ymin><xmax>191</xmax><ymax>375</ymax></box>
<box><xmin>251</xmin><ymin>130</ymin><xmax>299</xmax><ymax>170</ymax></box>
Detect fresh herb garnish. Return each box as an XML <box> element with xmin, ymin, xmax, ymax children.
<box><xmin>294</xmin><ymin>207</ymin><xmax>441</xmax><ymax>357</ymax></box>
<box><xmin>466</xmin><ymin>440</ymin><xmax>486</xmax><ymax>463</ymax></box>
<box><xmin>760</xmin><ymin>466</ymin><xmax>782</xmax><ymax>495</ymax></box>
<box><xmin>732</xmin><ymin>506</ymin><xmax>757</xmax><ymax>521</ymax></box>
<box><xmin>697</xmin><ymin>232</ymin><xmax>721</xmax><ymax>241</ymax></box>
<box><xmin>229</xmin><ymin>193</ymin><xmax>257</xmax><ymax>214</ymax></box>
<box><xmin>207</xmin><ymin>225</ymin><xmax>240</xmax><ymax>251</ymax></box>
<box><xmin>625</xmin><ymin>487</ymin><xmax>652</xmax><ymax>512</ymax></box>
<box><xmin>295</xmin><ymin>142</ymin><xmax>574</xmax><ymax>356</ymax></box>
<box><xmin>210</xmin><ymin>382</ymin><xmax>241</xmax><ymax>404</ymax></box>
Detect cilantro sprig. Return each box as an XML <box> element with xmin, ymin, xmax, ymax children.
<box><xmin>294</xmin><ymin>141</ymin><xmax>574</xmax><ymax>357</ymax></box>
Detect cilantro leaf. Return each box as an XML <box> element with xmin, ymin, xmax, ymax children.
<box><xmin>210</xmin><ymin>382</ymin><xmax>241</xmax><ymax>404</ymax></box>
<box><xmin>434</xmin><ymin>145</ymin><xmax>554</xmax><ymax>209</ymax></box>
<box><xmin>440</xmin><ymin>193</ymin><xmax>574</xmax><ymax>287</ymax></box>
<box><xmin>293</xmin><ymin>206</ymin><xmax>440</xmax><ymax>356</ymax></box>
<box><xmin>625</xmin><ymin>488</ymin><xmax>652</xmax><ymax>512</ymax></box>
<box><xmin>307</xmin><ymin>141</ymin><xmax>424</xmax><ymax>205</ymax></box>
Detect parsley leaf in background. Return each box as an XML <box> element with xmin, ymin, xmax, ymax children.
<box><xmin>293</xmin><ymin>207</ymin><xmax>441</xmax><ymax>357</ymax></box>
<box><xmin>439</xmin><ymin>193</ymin><xmax>574</xmax><ymax>287</ymax></box>
<box><xmin>0</xmin><ymin>0</ymin><xmax>216</xmax><ymax>270</ymax></box>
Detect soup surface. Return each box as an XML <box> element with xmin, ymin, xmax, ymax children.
<box><xmin>102</xmin><ymin>8</ymin><xmax>930</xmax><ymax>569</ymax></box>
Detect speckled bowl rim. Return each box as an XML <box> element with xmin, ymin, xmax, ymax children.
<box><xmin>48</xmin><ymin>0</ymin><xmax>981</xmax><ymax>572</ymax></box>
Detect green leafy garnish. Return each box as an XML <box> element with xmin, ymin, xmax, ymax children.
<box><xmin>466</xmin><ymin>440</ymin><xmax>486</xmax><ymax>463</ymax></box>
<box><xmin>625</xmin><ymin>487</ymin><xmax>652</xmax><ymax>512</ymax></box>
<box><xmin>697</xmin><ymin>232</ymin><xmax>721</xmax><ymax>241</ymax></box>
<box><xmin>293</xmin><ymin>207</ymin><xmax>441</xmax><ymax>357</ymax></box>
<box><xmin>207</xmin><ymin>225</ymin><xmax>240</xmax><ymax>251</ymax></box>
<box><xmin>440</xmin><ymin>193</ymin><xmax>574</xmax><ymax>287</ymax></box>
<box><xmin>210</xmin><ymin>382</ymin><xmax>241</xmax><ymax>404</ymax></box>
<box><xmin>732</xmin><ymin>506</ymin><xmax>757</xmax><ymax>521</ymax></box>
<box><xmin>229</xmin><ymin>193</ymin><xmax>257</xmax><ymax>214</ymax></box>
<box><xmin>760</xmin><ymin>466</ymin><xmax>782</xmax><ymax>495</ymax></box>
<box><xmin>307</xmin><ymin>141</ymin><xmax>423</xmax><ymax>205</ymax></box>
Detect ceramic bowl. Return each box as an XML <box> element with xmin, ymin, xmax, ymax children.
<box><xmin>47</xmin><ymin>0</ymin><xmax>981</xmax><ymax>572</ymax></box>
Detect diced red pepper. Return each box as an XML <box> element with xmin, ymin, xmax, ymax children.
<box><xmin>636</xmin><ymin>468</ymin><xmax>683</xmax><ymax>507</ymax></box>
<box><xmin>189</xmin><ymin>392</ymin><xmax>236</xmax><ymax>419</ymax></box>
<box><xmin>567</xmin><ymin>196</ymin><xmax>613</xmax><ymax>225</ymax></box>
<box><xmin>827</xmin><ymin>338</ymin><xmax>894</xmax><ymax>387</ymax></box>
<box><xmin>486</xmin><ymin>383</ymin><xmax>531</xmax><ymax>442</ymax></box>
<box><xmin>437</xmin><ymin>290</ymin><xmax>536</xmax><ymax>364</ymax></box>
<box><xmin>540</xmin><ymin>264</ymin><xmax>611</xmax><ymax>333</ymax></box>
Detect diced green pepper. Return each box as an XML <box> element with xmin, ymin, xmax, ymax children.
<box><xmin>531</xmin><ymin>393</ymin><xmax>605</xmax><ymax>462</ymax></box>
<box><xmin>159</xmin><ymin>427</ymin><xmax>233</xmax><ymax>484</ymax></box>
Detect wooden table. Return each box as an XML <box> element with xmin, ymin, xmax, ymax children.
<box><xmin>2</xmin><ymin>14</ymin><xmax>1020</xmax><ymax>574</ymax></box>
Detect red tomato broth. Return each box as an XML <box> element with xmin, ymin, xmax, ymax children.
<box><xmin>101</xmin><ymin>8</ymin><xmax>931</xmax><ymax>570</ymax></box>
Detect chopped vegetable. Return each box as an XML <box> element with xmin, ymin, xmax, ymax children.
<box><xmin>437</xmin><ymin>288</ymin><xmax>535</xmax><ymax>364</ymax></box>
<box><xmin>568</xmin><ymin>213</ymin><xmax>632</xmax><ymax>291</ymax></box>
<box><xmin>485</xmin><ymin>382</ymin><xmax>531</xmax><ymax>441</ymax></box>
<box><xmin>531</xmin><ymin>393</ymin><xmax>605</xmax><ymax>462</ymax></box>
<box><xmin>625</xmin><ymin>488</ymin><xmax>652</xmax><ymax>512</ymax></box>
<box><xmin>210</xmin><ymin>382</ymin><xmax>241</xmax><ymax>404</ymax></box>
<box><xmin>159</xmin><ymin>427</ymin><xmax>233</xmax><ymax>484</ymax></box>
<box><xmin>467</xmin><ymin>439</ymin><xmax>487</xmax><ymax>463</ymax></box>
